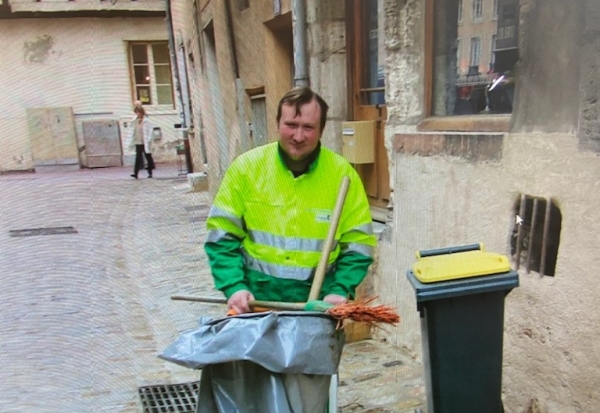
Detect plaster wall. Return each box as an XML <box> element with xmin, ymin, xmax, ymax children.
<box><xmin>512</xmin><ymin>0</ymin><xmax>581</xmax><ymax>134</ymax></box>
<box><xmin>230</xmin><ymin>2</ymin><xmax>283</xmax><ymax>153</ymax></box>
<box><xmin>0</xmin><ymin>17</ymin><xmax>181</xmax><ymax>172</ymax></box>
<box><xmin>193</xmin><ymin>0</ymin><xmax>296</xmax><ymax>193</ymax></box>
<box><xmin>377</xmin><ymin>0</ymin><xmax>600</xmax><ymax>410</ymax></box>
<box><xmin>194</xmin><ymin>0</ymin><xmax>348</xmax><ymax>193</ymax></box>
<box><xmin>388</xmin><ymin>133</ymin><xmax>600</xmax><ymax>412</ymax></box>
<box><xmin>306</xmin><ymin>0</ymin><xmax>347</xmax><ymax>154</ymax></box>
<box><xmin>170</xmin><ymin>0</ymin><xmax>207</xmax><ymax>172</ymax></box>
<box><xmin>192</xmin><ymin>0</ymin><xmax>237</xmax><ymax>188</ymax></box>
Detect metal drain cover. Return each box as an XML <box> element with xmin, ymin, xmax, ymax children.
<box><xmin>138</xmin><ymin>381</ymin><xmax>199</xmax><ymax>413</ymax></box>
<box><xmin>184</xmin><ymin>205</ymin><xmax>209</xmax><ymax>212</ymax></box>
<box><xmin>9</xmin><ymin>226</ymin><xmax>78</xmax><ymax>237</ymax></box>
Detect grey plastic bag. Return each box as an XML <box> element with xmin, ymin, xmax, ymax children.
<box><xmin>160</xmin><ymin>311</ymin><xmax>345</xmax><ymax>413</ymax></box>
<box><xmin>197</xmin><ymin>361</ymin><xmax>332</xmax><ymax>413</ymax></box>
<box><xmin>160</xmin><ymin>311</ymin><xmax>345</xmax><ymax>374</ymax></box>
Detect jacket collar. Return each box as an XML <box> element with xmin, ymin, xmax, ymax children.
<box><xmin>277</xmin><ymin>142</ymin><xmax>321</xmax><ymax>177</ymax></box>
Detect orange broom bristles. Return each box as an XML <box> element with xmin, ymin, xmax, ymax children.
<box><xmin>325</xmin><ymin>296</ymin><xmax>401</xmax><ymax>326</ymax></box>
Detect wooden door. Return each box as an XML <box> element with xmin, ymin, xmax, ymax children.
<box><xmin>347</xmin><ymin>0</ymin><xmax>390</xmax><ymax>209</ymax></box>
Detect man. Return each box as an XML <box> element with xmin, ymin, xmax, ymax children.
<box><xmin>205</xmin><ymin>87</ymin><xmax>376</xmax><ymax>314</ymax></box>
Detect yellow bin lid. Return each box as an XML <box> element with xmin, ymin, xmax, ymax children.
<box><xmin>412</xmin><ymin>247</ymin><xmax>511</xmax><ymax>283</ymax></box>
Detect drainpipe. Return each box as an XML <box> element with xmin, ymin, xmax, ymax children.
<box><xmin>292</xmin><ymin>0</ymin><xmax>309</xmax><ymax>87</ymax></box>
<box><xmin>165</xmin><ymin>0</ymin><xmax>193</xmax><ymax>173</ymax></box>
<box><xmin>225</xmin><ymin>0</ymin><xmax>250</xmax><ymax>153</ymax></box>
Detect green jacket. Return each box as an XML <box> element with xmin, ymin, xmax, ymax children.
<box><xmin>205</xmin><ymin>142</ymin><xmax>376</xmax><ymax>302</ymax></box>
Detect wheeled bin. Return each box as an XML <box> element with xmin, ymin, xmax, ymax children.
<box><xmin>406</xmin><ymin>243</ymin><xmax>519</xmax><ymax>413</ymax></box>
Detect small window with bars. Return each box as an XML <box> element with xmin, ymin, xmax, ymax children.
<box><xmin>511</xmin><ymin>195</ymin><xmax>562</xmax><ymax>277</ymax></box>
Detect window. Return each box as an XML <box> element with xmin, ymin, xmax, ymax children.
<box><xmin>472</xmin><ymin>0</ymin><xmax>483</xmax><ymax>19</ymax></box>
<box><xmin>490</xmin><ymin>34</ymin><xmax>497</xmax><ymax>71</ymax></box>
<box><xmin>493</xmin><ymin>0</ymin><xmax>499</xmax><ymax>18</ymax></box>
<box><xmin>427</xmin><ymin>0</ymin><xmax>520</xmax><ymax>119</ymax></box>
<box><xmin>456</xmin><ymin>38</ymin><xmax>461</xmax><ymax>69</ymax></box>
<box><xmin>360</xmin><ymin>0</ymin><xmax>385</xmax><ymax>105</ymax></box>
<box><xmin>469</xmin><ymin>37</ymin><xmax>481</xmax><ymax>69</ymax></box>
<box><xmin>249</xmin><ymin>93</ymin><xmax>268</xmax><ymax>148</ymax></box>
<box><xmin>129</xmin><ymin>42</ymin><xmax>174</xmax><ymax>106</ymax></box>
<box><xmin>511</xmin><ymin>195</ymin><xmax>562</xmax><ymax>277</ymax></box>
<box><xmin>458</xmin><ymin>0</ymin><xmax>463</xmax><ymax>22</ymax></box>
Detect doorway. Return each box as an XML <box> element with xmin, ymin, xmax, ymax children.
<box><xmin>347</xmin><ymin>0</ymin><xmax>391</xmax><ymax>210</ymax></box>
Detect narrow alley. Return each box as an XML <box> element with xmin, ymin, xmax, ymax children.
<box><xmin>0</xmin><ymin>165</ymin><xmax>425</xmax><ymax>413</ymax></box>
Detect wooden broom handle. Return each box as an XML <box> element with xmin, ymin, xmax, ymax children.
<box><xmin>171</xmin><ymin>295</ymin><xmax>306</xmax><ymax>311</ymax></box>
<box><xmin>308</xmin><ymin>176</ymin><xmax>350</xmax><ymax>301</ymax></box>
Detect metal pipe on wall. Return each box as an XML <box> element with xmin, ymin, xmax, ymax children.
<box><xmin>165</xmin><ymin>0</ymin><xmax>193</xmax><ymax>173</ymax></box>
<box><xmin>225</xmin><ymin>0</ymin><xmax>250</xmax><ymax>154</ymax></box>
<box><xmin>292</xmin><ymin>0</ymin><xmax>309</xmax><ymax>87</ymax></box>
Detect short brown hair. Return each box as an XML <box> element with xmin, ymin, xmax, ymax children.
<box><xmin>276</xmin><ymin>87</ymin><xmax>329</xmax><ymax>132</ymax></box>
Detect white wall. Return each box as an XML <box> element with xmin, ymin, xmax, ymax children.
<box><xmin>0</xmin><ymin>17</ymin><xmax>182</xmax><ymax>172</ymax></box>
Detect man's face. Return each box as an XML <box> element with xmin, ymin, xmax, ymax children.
<box><xmin>277</xmin><ymin>99</ymin><xmax>322</xmax><ymax>161</ymax></box>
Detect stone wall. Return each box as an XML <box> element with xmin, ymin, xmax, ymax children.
<box><xmin>379</xmin><ymin>0</ymin><xmax>600</xmax><ymax>411</ymax></box>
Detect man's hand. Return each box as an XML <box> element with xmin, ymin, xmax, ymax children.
<box><xmin>227</xmin><ymin>290</ymin><xmax>255</xmax><ymax>314</ymax></box>
<box><xmin>323</xmin><ymin>294</ymin><xmax>347</xmax><ymax>305</ymax></box>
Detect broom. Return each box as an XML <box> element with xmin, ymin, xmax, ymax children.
<box><xmin>302</xmin><ymin>175</ymin><xmax>400</xmax><ymax>326</ymax></box>
<box><xmin>173</xmin><ymin>176</ymin><xmax>400</xmax><ymax>326</ymax></box>
<box><xmin>171</xmin><ymin>294</ymin><xmax>400</xmax><ymax>325</ymax></box>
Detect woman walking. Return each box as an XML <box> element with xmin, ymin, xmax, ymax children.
<box><xmin>128</xmin><ymin>105</ymin><xmax>155</xmax><ymax>179</ymax></box>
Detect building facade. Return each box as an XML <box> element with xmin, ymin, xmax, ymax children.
<box><xmin>174</xmin><ymin>0</ymin><xmax>600</xmax><ymax>411</ymax></box>
<box><xmin>0</xmin><ymin>0</ymin><xmax>185</xmax><ymax>173</ymax></box>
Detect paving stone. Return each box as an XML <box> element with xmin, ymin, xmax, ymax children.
<box><xmin>0</xmin><ymin>164</ymin><xmax>426</xmax><ymax>413</ymax></box>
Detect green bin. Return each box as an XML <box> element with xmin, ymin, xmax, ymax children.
<box><xmin>406</xmin><ymin>243</ymin><xmax>519</xmax><ymax>413</ymax></box>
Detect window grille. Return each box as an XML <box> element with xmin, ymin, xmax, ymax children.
<box><xmin>511</xmin><ymin>194</ymin><xmax>562</xmax><ymax>277</ymax></box>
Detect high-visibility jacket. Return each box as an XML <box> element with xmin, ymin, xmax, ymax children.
<box><xmin>205</xmin><ymin>142</ymin><xmax>376</xmax><ymax>303</ymax></box>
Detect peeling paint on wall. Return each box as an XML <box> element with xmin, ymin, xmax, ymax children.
<box><xmin>12</xmin><ymin>155</ymin><xmax>25</xmax><ymax>165</ymax></box>
<box><xmin>23</xmin><ymin>35</ymin><xmax>56</xmax><ymax>63</ymax></box>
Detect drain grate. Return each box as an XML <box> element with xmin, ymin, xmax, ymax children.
<box><xmin>184</xmin><ymin>205</ymin><xmax>209</xmax><ymax>212</ymax></box>
<box><xmin>9</xmin><ymin>226</ymin><xmax>78</xmax><ymax>237</ymax></box>
<box><xmin>189</xmin><ymin>215</ymin><xmax>208</xmax><ymax>223</ymax></box>
<box><xmin>138</xmin><ymin>381</ymin><xmax>200</xmax><ymax>413</ymax></box>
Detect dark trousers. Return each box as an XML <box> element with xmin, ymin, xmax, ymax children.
<box><xmin>134</xmin><ymin>144</ymin><xmax>155</xmax><ymax>176</ymax></box>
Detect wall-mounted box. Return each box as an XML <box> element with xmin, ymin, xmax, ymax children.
<box><xmin>342</xmin><ymin>121</ymin><xmax>375</xmax><ymax>164</ymax></box>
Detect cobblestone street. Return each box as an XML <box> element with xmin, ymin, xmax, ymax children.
<box><xmin>0</xmin><ymin>164</ymin><xmax>425</xmax><ymax>413</ymax></box>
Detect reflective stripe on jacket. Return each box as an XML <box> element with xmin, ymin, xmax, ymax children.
<box><xmin>205</xmin><ymin>142</ymin><xmax>376</xmax><ymax>301</ymax></box>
